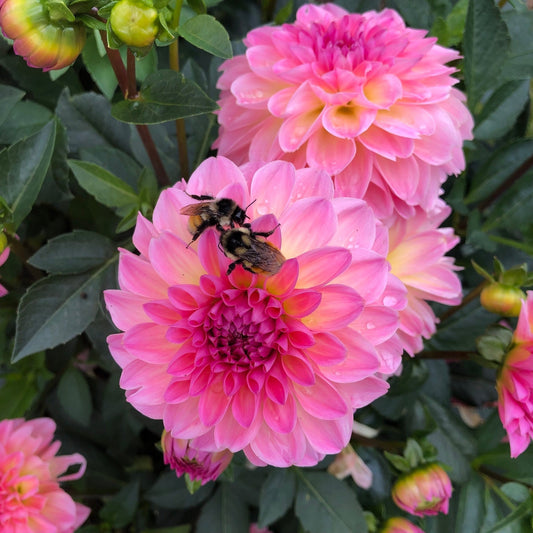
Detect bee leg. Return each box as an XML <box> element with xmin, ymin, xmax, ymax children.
<box><xmin>252</xmin><ymin>224</ymin><xmax>280</xmax><ymax>238</ymax></box>
<box><xmin>186</xmin><ymin>193</ymin><xmax>214</xmax><ymax>201</ymax></box>
<box><xmin>186</xmin><ymin>220</ymin><xmax>212</xmax><ymax>248</ymax></box>
<box><xmin>226</xmin><ymin>260</ymin><xmax>240</xmax><ymax>276</ymax></box>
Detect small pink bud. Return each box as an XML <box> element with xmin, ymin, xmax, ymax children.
<box><xmin>380</xmin><ymin>517</ymin><xmax>426</xmax><ymax>533</ymax></box>
<box><xmin>391</xmin><ymin>463</ymin><xmax>452</xmax><ymax>517</ymax></box>
<box><xmin>161</xmin><ymin>431</ymin><xmax>233</xmax><ymax>485</ymax></box>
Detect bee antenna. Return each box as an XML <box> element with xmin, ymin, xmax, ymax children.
<box><xmin>244</xmin><ymin>199</ymin><xmax>257</xmax><ymax>218</ymax></box>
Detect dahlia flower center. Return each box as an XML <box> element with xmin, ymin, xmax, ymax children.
<box><xmin>314</xmin><ymin>19</ymin><xmax>364</xmax><ymax>69</ymax></box>
<box><xmin>178</xmin><ymin>287</ymin><xmax>288</xmax><ymax>372</ymax></box>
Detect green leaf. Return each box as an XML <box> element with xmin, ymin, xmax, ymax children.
<box><xmin>258</xmin><ymin>468</ymin><xmax>297</xmax><ymax>527</ymax></box>
<box><xmin>0</xmin><ymin>120</ymin><xmax>56</xmax><ymax>230</ymax></box>
<box><xmin>0</xmin><ymin>84</ymin><xmax>25</xmax><ymax>128</ymax></box>
<box><xmin>178</xmin><ymin>14</ymin><xmax>232</xmax><ymax>59</ymax></box>
<box><xmin>430</xmin><ymin>0</ymin><xmax>468</xmax><ymax>47</ymax></box>
<box><xmin>196</xmin><ymin>484</ymin><xmax>249</xmax><ymax>533</ymax></box>
<box><xmin>482</xmin><ymin>170</ymin><xmax>533</xmax><ymax>232</ymax></box>
<box><xmin>465</xmin><ymin>140</ymin><xmax>533</xmax><ymax>205</ymax></box>
<box><xmin>424</xmin><ymin>394</ymin><xmax>477</xmax><ymax>483</ymax></box>
<box><xmin>145</xmin><ymin>471</ymin><xmax>213</xmax><ymax>509</ymax></box>
<box><xmin>57</xmin><ymin>367</ymin><xmax>93</xmax><ymax>426</ymax></box>
<box><xmin>186</xmin><ymin>0</ymin><xmax>206</xmax><ymax>14</ymax></box>
<box><xmin>463</xmin><ymin>0</ymin><xmax>510</xmax><ymax>111</ymax></box>
<box><xmin>68</xmin><ymin>159</ymin><xmax>139</xmax><ymax>209</ymax></box>
<box><xmin>455</xmin><ymin>474</ymin><xmax>485</xmax><ymax>533</ymax></box>
<box><xmin>12</xmin><ymin>256</ymin><xmax>117</xmax><ymax>362</ymax></box>
<box><xmin>473</xmin><ymin>80</ymin><xmax>530</xmax><ymax>141</ymax></box>
<box><xmin>484</xmin><ymin>499</ymin><xmax>532</xmax><ymax>533</ymax></box>
<box><xmin>294</xmin><ymin>470</ymin><xmax>367</xmax><ymax>533</ymax></box>
<box><xmin>500</xmin><ymin>9</ymin><xmax>533</xmax><ymax>81</ymax></box>
<box><xmin>56</xmin><ymin>89</ymin><xmax>134</xmax><ymax>156</ymax></box>
<box><xmin>82</xmin><ymin>31</ymin><xmax>119</xmax><ymax>100</ymax></box>
<box><xmin>28</xmin><ymin>230</ymin><xmax>116</xmax><ymax>274</ymax></box>
<box><xmin>0</xmin><ymin>101</ymin><xmax>54</xmax><ymax>146</ymax></box>
<box><xmin>111</xmin><ymin>70</ymin><xmax>218</xmax><ymax>124</ymax></box>
<box><xmin>99</xmin><ymin>481</ymin><xmax>140</xmax><ymax>528</ymax></box>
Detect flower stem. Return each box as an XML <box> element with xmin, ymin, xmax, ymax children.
<box><xmin>169</xmin><ymin>0</ymin><xmax>189</xmax><ymax>178</ymax></box>
<box><xmin>438</xmin><ymin>281</ymin><xmax>487</xmax><ymax>322</ymax></box>
<box><xmin>99</xmin><ymin>31</ymin><xmax>170</xmax><ymax>187</ymax></box>
<box><xmin>478</xmin><ymin>153</ymin><xmax>533</xmax><ymax>211</ymax></box>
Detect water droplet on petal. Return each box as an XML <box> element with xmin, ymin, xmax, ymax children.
<box><xmin>383</xmin><ymin>296</ymin><xmax>397</xmax><ymax>307</ymax></box>
<box><xmin>366</xmin><ymin>322</ymin><xmax>375</xmax><ymax>330</ymax></box>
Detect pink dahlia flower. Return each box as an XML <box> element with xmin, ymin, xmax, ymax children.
<box><xmin>497</xmin><ymin>291</ymin><xmax>533</xmax><ymax>457</ymax></box>
<box><xmin>213</xmin><ymin>3</ymin><xmax>473</xmax><ymax>218</ymax></box>
<box><xmin>380</xmin><ymin>517</ymin><xmax>425</xmax><ymax>533</ymax></box>
<box><xmin>250</xmin><ymin>524</ymin><xmax>273</xmax><ymax>533</ymax></box>
<box><xmin>385</xmin><ymin>200</ymin><xmax>461</xmax><ymax>355</ymax></box>
<box><xmin>0</xmin><ymin>417</ymin><xmax>90</xmax><ymax>533</ymax></box>
<box><xmin>105</xmin><ymin>156</ymin><xmax>406</xmax><ymax>467</ymax></box>
<box><xmin>391</xmin><ymin>462</ymin><xmax>452</xmax><ymax>517</ymax></box>
<box><xmin>161</xmin><ymin>431</ymin><xmax>232</xmax><ymax>485</ymax></box>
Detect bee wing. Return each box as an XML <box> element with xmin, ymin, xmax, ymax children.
<box><xmin>244</xmin><ymin>240</ymin><xmax>285</xmax><ymax>274</ymax></box>
<box><xmin>179</xmin><ymin>202</ymin><xmax>210</xmax><ymax>215</ymax></box>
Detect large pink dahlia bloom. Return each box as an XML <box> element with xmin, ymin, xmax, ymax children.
<box><xmin>213</xmin><ymin>4</ymin><xmax>473</xmax><ymax>218</ymax></box>
<box><xmin>0</xmin><ymin>417</ymin><xmax>90</xmax><ymax>533</ymax></box>
<box><xmin>105</xmin><ymin>156</ymin><xmax>406</xmax><ymax>467</ymax></box>
<box><xmin>497</xmin><ymin>291</ymin><xmax>533</xmax><ymax>457</ymax></box>
<box><xmin>386</xmin><ymin>200</ymin><xmax>462</xmax><ymax>355</ymax></box>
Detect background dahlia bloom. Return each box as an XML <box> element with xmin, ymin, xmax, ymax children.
<box><xmin>161</xmin><ymin>431</ymin><xmax>232</xmax><ymax>484</ymax></box>
<box><xmin>391</xmin><ymin>462</ymin><xmax>452</xmax><ymax>517</ymax></box>
<box><xmin>380</xmin><ymin>517</ymin><xmax>425</xmax><ymax>533</ymax></box>
<box><xmin>213</xmin><ymin>3</ymin><xmax>473</xmax><ymax>219</ymax></box>
<box><xmin>385</xmin><ymin>200</ymin><xmax>462</xmax><ymax>355</ymax></box>
<box><xmin>105</xmin><ymin>156</ymin><xmax>406</xmax><ymax>467</ymax></box>
<box><xmin>496</xmin><ymin>291</ymin><xmax>533</xmax><ymax>457</ymax></box>
<box><xmin>0</xmin><ymin>417</ymin><xmax>90</xmax><ymax>533</ymax></box>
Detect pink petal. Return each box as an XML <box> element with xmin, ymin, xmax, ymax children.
<box><xmin>374</xmin><ymin>104</ymin><xmax>436</xmax><ymax>138</ymax></box>
<box><xmin>322</xmin><ymin>104</ymin><xmax>376</xmax><ymax>138</ymax></box>
<box><xmin>118</xmin><ymin>250</ymin><xmax>168</xmax><ymax>298</ymax></box>
<box><xmin>278</xmin><ymin>109</ymin><xmax>323</xmax><ymax>152</ymax></box>
<box><xmin>358</xmin><ymin>125</ymin><xmax>414</xmax><ymax>160</ymax></box>
<box><xmin>280</xmin><ymin>198</ymin><xmax>337</xmax><ymax>257</ymax></box>
<box><xmin>351</xmin><ymin>306</ymin><xmax>400</xmax><ymax>345</ymax></box>
<box><xmin>305</xmin><ymin>332</ymin><xmax>347</xmax><ymax>366</ymax></box>
<box><xmin>198</xmin><ymin>379</ymin><xmax>231</xmax><ymax>426</ymax></box>
<box><xmin>152</xmin><ymin>187</ymin><xmax>191</xmax><ymax>242</ymax></box>
<box><xmin>132</xmin><ymin>213</ymin><xmax>158</xmax><ymax>257</ymax></box>
<box><xmin>294</xmin><ymin>376</ymin><xmax>348</xmax><ymax>419</ymax></box>
<box><xmin>231</xmin><ymin>386</ymin><xmax>258</xmax><ymax>428</ymax></box>
<box><xmin>303</xmin><ymin>285</ymin><xmax>364</xmax><ymax>331</ymax></box>
<box><xmin>188</xmin><ymin>156</ymin><xmax>249</xmax><ymax>196</ymax></box>
<box><xmin>165</xmin><ymin>399</ymin><xmax>210</xmax><ymax>439</ymax></box>
<box><xmin>330</xmin><ymin>197</ymin><xmax>377</xmax><ymax>251</ymax></box>
<box><xmin>342</xmin><ymin>376</ymin><xmax>389</xmax><ymax>408</ymax></box>
<box><xmin>295</xmin><ymin>247</ymin><xmax>352</xmax><ymax>289</ymax></box>
<box><xmin>149</xmin><ymin>231</ymin><xmax>204</xmax><ymax>286</ymax></box>
<box><xmin>291</xmin><ymin>167</ymin><xmax>334</xmax><ymax>202</ymax></box>
<box><xmin>299</xmin><ymin>411</ymin><xmax>352</xmax><ymax>454</ymax></box>
<box><xmin>104</xmin><ymin>290</ymin><xmax>151</xmax><ymax>331</ymax></box>
<box><xmin>231</xmin><ymin>72</ymin><xmax>281</xmax><ymax>106</ymax></box>
<box><xmin>263</xmin><ymin>394</ymin><xmax>297</xmax><ymax>433</ymax></box>
<box><xmin>306</xmin><ymin>128</ymin><xmax>356</xmax><ymax>174</ymax></box>
<box><xmin>250</xmin><ymin>160</ymin><xmax>295</xmax><ymax>218</ymax></box>
<box><xmin>283</xmin><ymin>290</ymin><xmax>322</xmax><ymax>318</ymax></box>
<box><xmin>123</xmin><ymin>323</ymin><xmax>177</xmax><ymax>363</ymax></box>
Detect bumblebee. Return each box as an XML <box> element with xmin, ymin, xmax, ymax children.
<box><xmin>179</xmin><ymin>194</ymin><xmax>251</xmax><ymax>245</ymax></box>
<box><xmin>219</xmin><ymin>226</ymin><xmax>285</xmax><ymax>276</ymax></box>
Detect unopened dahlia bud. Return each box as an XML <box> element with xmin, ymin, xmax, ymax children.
<box><xmin>0</xmin><ymin>0</ymin><xmax>86</xmax><ymax>71</ymax></box>
<box><xmin>480</xmin><ymin>282</ymin><xmax>525</xmax><ymax>317</ymax></box>
<box><xmin>109</xmin><ymin>0</ymin><xmax>159</xmax><ymax>48</ymax></box>
<box><xmin>380</xmin><ymin>517</ymin><xmax>425</xmax><ymax>533</ymax></box>
<box><xmin>161</xmin><ymin>431</ymin><xmax>233</xmax><ymax>486</ymax></box>
<box><xmin>391</xmin><ymin>463</ymin><xmax>452</xmax><ymax>517</ymax></box>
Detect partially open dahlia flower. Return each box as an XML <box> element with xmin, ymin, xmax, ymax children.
<box><xmin>497</xmin><ymin>291</ymin><xmax>533</xmax><ymax>457</ymax></box>
<box><xmin>213</xmin><ymin>3</ymin><xmax>473</xmax><ymax>218</ymax></box>
<box><xmin>386</xmin><ymin>200</ymin><xmax>462</xmax><ymax>355</ymax></box>
<box><xmin>0</xmin><ymin>417</ymin><xmax>89</xmax><ymax>533</ymax></box>
<box><xmin>105</xmin><ymin>157</ymin><xmax>406</xmax><ymax>467</ymax></box>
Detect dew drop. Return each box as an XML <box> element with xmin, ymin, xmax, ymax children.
<box><xmin>383</xmin><ymin>296</ymin><xmax>397</xmax><ymax>307</ymax></box>
<box><xmin>366</xmin><ymin>322</ymin><xmax>375</xmax><ymax>330</ymax></box>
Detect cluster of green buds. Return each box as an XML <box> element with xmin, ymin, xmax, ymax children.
<box><xmin>0</xmin><ymin>0</ymin><xmax>177</xmax><ymax>70</ymax></box>
<box><xmin>474</xmin><ymin>257</ymin><xmax>532</xmax><ymax>317</ymax></box>
<box><xmin>0</xmin><ymin>0</ymin><xmax>86</xmax><ymax>70</ymax></box>
<box><xmin>103</xmin><ymin>0</ymin><xmax>175</xmax><ymax>54</ymax></box>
